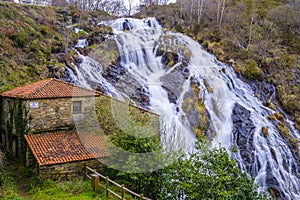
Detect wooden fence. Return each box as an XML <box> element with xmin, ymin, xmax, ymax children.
<box><xmin>85</xmin><ymin>166</ymin><xmax>151</xmax><ymax>200</ymax></box>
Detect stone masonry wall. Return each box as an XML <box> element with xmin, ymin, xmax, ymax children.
<box><xmin>39</xmin><ymin>159</ymin><xmax>105</xmax><ymax>181</ymax></box>
<box><xmin>27</xmin><ymin>97</ymin><xmax>96</xmax><ymax>132</ymax></box>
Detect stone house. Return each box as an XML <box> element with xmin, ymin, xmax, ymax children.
<box><xmin>0</xmin><ymin>78</ymin><xmax>109</xmax><ymax>179</ymax></box>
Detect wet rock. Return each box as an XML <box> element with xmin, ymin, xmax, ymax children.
<box><xmin>265</xmin><ymin>162</ymin><xmax>287</xmax><ymax>200</ymax></box>
<box><xmin>64</xmin><ymin>60</ymin><xmax>77</xmax><ymax>75</ymax></box>
<box><xmin>76</xmin><ymin>47</ymin><xmax>89</xmax><ymax>56</ymax></box>
<box><xmin>47</xmin><ymin>65</ymin><xmax>65</xmax><ymax>79</ymax></box>
<box><xmin>187</xmin><ymin>106</ymin><xmax>201</xmax><ymax>128</ymax></box>
<box><xmin>161</xmin><ymin>51</ymin><xmax>178</xmax><ymax>67</ymax></box>
<box><xmin>162</xmin><ymin>85</ymin><xmax>177</xmax><ymax>104</ymax></box>
<box><xmin>123</xmin><ymin>19</ymin><xmax>130</xmax><ymax>31</ymax></box>
<box><xmin>232</xmin><ymin>103</ymin><xmax>255</xmax><ymax>173</ymax></box>
<box><xmin>103</xmin><ymin>63</ymin><xmax>150</xmax><ymax>108</ymax></box>
<box><xmin>73</xmin><ymin>55</ymin><xmax>83</xmax><ymax>64</ymax></box>
<box><xmin>160</xmin><ymin>71</ymin><xmax>186</xmax><ymax>104</ymax></box>
<box><xmin>131</xmin><ymin>87</ymin><xmax>150</xmax><ymax>108</ymax></box>
<box><xmin>103</xmin><ymin>64</ymin><xmax>126</xmax><ymax>84</ymax></box>
<box><xmin>250</xmin><ymin>80</ymin><xmax>276</xmax><ymax>102</ymax></box>
<box><xmin>182</xmin><ymin>67</ymin><xmax>190</xmax><ymax>79</ymax></box>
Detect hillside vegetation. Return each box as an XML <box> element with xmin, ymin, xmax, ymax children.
<box><xmin>0</xmin><ymin>2</ymin><xmax>111</xmax><ymax>91</ymax></box>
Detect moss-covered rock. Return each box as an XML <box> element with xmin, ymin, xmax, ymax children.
<box><xmin>262</xmin><ymin>127</ymin><xmax>268</xmax><ymax>137</ymax></box>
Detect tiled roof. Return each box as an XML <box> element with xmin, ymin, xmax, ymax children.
<box><xmin>24</xmin><ymin>131</ymin><xmax>110</xmax><ymax>166</ymax></box>
<box><xmin>0</xmin><ymin>78</ymin><xmax>101</xmax><ymax>99</ymax></box>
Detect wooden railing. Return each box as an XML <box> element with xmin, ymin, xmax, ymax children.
<box><xmin>85</xmin><ymin>166</ymin><xmax>151</xmax><ymax>200</ymax></box>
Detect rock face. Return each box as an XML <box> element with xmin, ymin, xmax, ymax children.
<box><xmin>232</xmin><ymin>103</ymin><xmax>255</xmax><ymax>173</ymax></box>
<box><xmin>160</xmin><ymin>71</ymin><xmax>186</xmax><ymax>104</ymax></box>
<box><xmin>249</xmin><ymin>80</ymin><xmax>276</xmax><ymax>102</ymax></box>
<box><xmin>87</xmin><ymin>37</ymin><xmax>120</xmax><ymax>70</ymax></box>
<box><xmin>232</xmin><ymin>103</ymin><xmax>288</xmax><ymax>198</ymax></box>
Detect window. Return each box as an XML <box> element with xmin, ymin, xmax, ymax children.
<box><xmin>72</xmin><ymin>101</ymin><xmax>82</xmax><ymax>114</ymax></box>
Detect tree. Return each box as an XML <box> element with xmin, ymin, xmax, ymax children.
<box><xmin>108</xmin><ymin>118</ymin><xmax>164</xmax><ymax>199</ymax></box>
<box><xmin>159</xmin><ymin>140</ymin><xmax>268</xmax><ymax>199</ymax></box>
<box><xmin>197</xmin><ymin>0</ymin><xmax>205</xmax><ymax>24</ymax></box>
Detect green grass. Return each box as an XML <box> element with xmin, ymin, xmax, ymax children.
<box><xmin>28</xmin><ymin>179</ymin><xmax>107</xmax><ymax>200</ymax></box>
<box><xmin>1</xmin><ymin>167</ymin><xmax>136</xmax><ymax>200</ymax></box>
<box><xmin>0</xmin><ymin>169</ymin><xmax>23</xmax><ymax>200</ymax></box>
<box><xmin>29</xmin><ymin>179</ymin><xmax>139</xmax><ymax>200</ymax></box>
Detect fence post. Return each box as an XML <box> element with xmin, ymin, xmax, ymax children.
<box><xmin>105</xmin><ymin>176</ymin><xmax>109</xmax><ymax>198</ymax></box>
<box><xmin>91</xmin><ymin>174</ymin><xmax>99</xmax><ymax>193</ymax></box>
<box><xmin>121</xmin><ymin>184</ymin><xmax>125</xmax><ymax>199</ymax></box>
<box><xmin>85</xmin><ymin>166</ymin><xmax>87</xmax><ymax>178</ymax></box>
<box><xmin>140</xmin><ymin>194</ymin><xmax>144</xmax><ymax>200</ymax></box>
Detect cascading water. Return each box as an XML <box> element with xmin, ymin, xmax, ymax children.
<box><xmin>65</xmin><ymin>38</ymin><xmax>123</xmax><ymax>99</ymax></box>
<box><xmin>69</xmin><ymin>17</ymin><xmax>300</xmax><ymax>199</ymax></box>
<box><xmin>109</xmin><ymin>17</ymin><xmax>197</xmax><ymax>153</ymax></box>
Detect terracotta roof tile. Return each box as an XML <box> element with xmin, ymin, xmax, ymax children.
<box><xmin>24</xmin><ymin>131</ymin><xmax>110</xmax><ymax>166</ymax></box>
<box><xmin>0</xmin><ymin>78</ymin><xmax>101</xmax><ymax>99</ymax></box>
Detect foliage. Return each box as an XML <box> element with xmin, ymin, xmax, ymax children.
<box><xmin>109</xmin><ymin>127</ymin><xmax>266</xmax><ymax>199</ymax></box>
<box><xmin>159</xmin><ymin>139</ymin><xmax>268</xmax><ymax>200</ymax></box>
<box><xmin>174</xmin><ymin>24</ymin><xmax>183</xmax><ymax>33</ymax></box>
<box><xmin>242</xmin><ymin>59</ymin><xmax>264</xmax><ymax>80</ymax></box>
<box><xmin>106</xmin><ymin>104</ymin><xmax>163</xmax><ymax>199</ymax></box>
<box><xmin>0</xmin><ymin>167</ymin><xmax>23</xmax><ymax>200</ymax></box>
<box><xmin>6</xmin><ymin>99</ymin><xmax>29</xmax><ymax>163</ymax></box>
<box><xmin>77</xmin><ymin>30</ymin><xmax>88</xmax><ymax>38</ymax></box>
<box><xmin>9</xmin><ymin>31</ymin><xmax>26</xmax><ymax>48</ymax></box>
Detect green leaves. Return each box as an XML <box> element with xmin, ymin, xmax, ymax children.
<box><xmin>160</xmin><ymin>140</ymin><xmax>268</xmax><ymax>200</ymax></box>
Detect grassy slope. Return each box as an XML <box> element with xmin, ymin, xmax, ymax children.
<box><xmin>0</xmin><ymin>163</ymin><xmax>134</xmax><ymax>200</ymax></box>
<box><xmin>0</xmin><ymin>2</ymin><xmax>110</xmax><ymax>92</ymax></box>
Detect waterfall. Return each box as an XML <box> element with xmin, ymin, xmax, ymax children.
<box><xmin>70</xmin><ymin>17</ymin><xmax>300</xmax><ymax>199</ymax></box>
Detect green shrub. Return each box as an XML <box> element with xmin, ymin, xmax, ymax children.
<box><xmin>242</xmin><ymin>60</ymin><xmax>264</xmax><ymax>80</ymax></box>
<box><xmin>174</xmin><ymin>24</ymin><xmax>183</xmax><ymax>33</ymax></box>
<box><xmin>39</xmin><ymin>25</ymin><xmax>50</xmax><ymax>35</ymax></box>
<box><xmin>77</xmin><ymin>30</ymin><xmax>87</xmax><ymax>38</ymax></box>
<box><xmin>29</xmin><ymin>40</ymin><xmax>40</xmax><ymax>52</ymax></box>
<box><xmin>9</xmin><ymin>31</ymin><xmax>26</xmax><ymax>48</ymax></box>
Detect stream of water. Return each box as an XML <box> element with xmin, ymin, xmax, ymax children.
<box><xmin>68</xmin><ymin>17</ymin><xmax>300</xmax><ymax>199</ymax></box>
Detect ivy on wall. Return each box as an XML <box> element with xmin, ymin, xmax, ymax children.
<box><xmin>6</xmin><ymin>98</ymin><xmax>29</xmax><ymax>163</ymax></box>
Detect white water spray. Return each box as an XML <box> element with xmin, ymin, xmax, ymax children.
<box><xmin>70</xmin><ymin>17</ymin><xmax>300</xmax><ymax>199</ymax></box>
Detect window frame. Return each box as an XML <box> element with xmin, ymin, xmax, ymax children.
<box><xmin>72</xmin><ymin>101</ymin><xmax>82</xmax><ymax>114</ymax></box>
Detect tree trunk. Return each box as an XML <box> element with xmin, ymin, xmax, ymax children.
<box><xmin>190</xmin><ymin>0</ymin><xmax>194</xmax><ymax>23</ymax></box>
<box><xmin>219</xmin><ymin>0</ymin><xmax>226</xmax><ymax>27</ymax></box>
<box><xmin>217</xmin><ymin>0</ymin><xmax>221</xmax><ymax>25</ymax></box>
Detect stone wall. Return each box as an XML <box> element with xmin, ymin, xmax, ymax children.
<box><xmin>38</xmin><ymin>159</ymin><xmax>105</xmax><ymax>181</ymax></box>
<box><xmin>27</xmin><ymin>97</ymin><xmax>96</xmax><ymax>132</ymax></box>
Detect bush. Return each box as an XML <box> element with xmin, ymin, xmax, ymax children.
<box><xmin>39</xmin><ymin>25</ymin><xmax>50</xmax><ymax>35</ymax></box>
<box><xmin>242</xmin><ymin>60</ymin><xmax>264</xmax><ymax>80</ymax></box>
<box><xmin>9</xmin><ymin>31</ymin><xmax>26</xmax><ymax>48</ymax></box>
<box><xmin>160</xmin><ymin>140</ymin><xmax>268</xmax><ymax>199</ymax></box>
<box><xmin>174</xmin><ymin>24</ymin><xmax>183</xmax><ymax>33</ymax></box>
